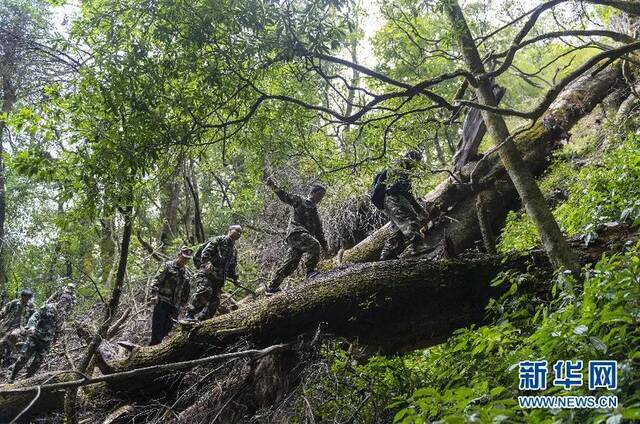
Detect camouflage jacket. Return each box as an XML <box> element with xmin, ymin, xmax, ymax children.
<box><xmin>273</xmin><ymin>188</ymin><xmax>328</xmax><ymax>250</ymax></box>
<box><xmin>46</xmin><ymin>289</ymin><xmax>76</xmax><ymax>322</ymax></box>
<box><xmin>27</xmin><ymin>304</ymin><xmax>60</xmax><ymax>344</ymax></box>
<box><xmin>0</xmin><ymin>299</ymin><xmax>33</xmax><ymax>333</ymax></box>
<box><xmin>150</xmin><ymin>260</ymin><xmax>191</xmax><ymax>307</ymax></box>
<box><xmin>384</xmin><ymin>166</ymin><xmax>423</xmax><ymax>213</ymax></box>
<box><xmin>200</xmin><ymin>235</ymin><xmax>238</xmax><ymax>281</ymax></box>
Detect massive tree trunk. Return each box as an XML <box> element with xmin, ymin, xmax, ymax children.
<box><xmin>322</xmin><ymin>61</ymin><xmax>622</xmax><ymax>268</ymax></box>
<box><xmin>452</xmin><ymin>0</ymin><xmax>578</xmax><ymax>272</ymax></box>
<box><xmin>0</xmin><ymin>225</ymin><xmax>633</xmax><ymax>421</ymax></box>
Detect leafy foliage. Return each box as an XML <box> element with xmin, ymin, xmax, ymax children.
<box><xmin>302</xmin><ymin>245</ymin><xmax>640</xmax><ymax>423</ymax></box>
<box><xmin>499</xmin><ymin>134</ymin><xmax>640</xmax><ymax>252</ymax></box>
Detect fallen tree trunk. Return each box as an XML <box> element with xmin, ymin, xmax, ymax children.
<box><xmin>0</xmin><ymin>64</ymin><xmax>627</xmax><ymax>421</ymax></box>
<box><xmin>1</xmin><ymin>225</ymin><xmax>633</xmax><ymax>420</ymax></box>
<box><xmin>322</xmin><ymin>63</ymin><xmax>623</xmax><ymax>267</ymax></box>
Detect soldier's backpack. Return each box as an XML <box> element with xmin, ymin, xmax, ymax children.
<box><xmin>370</xmin><ymin>170</ymin><xmax>388</xmax><ymax>210</ymax></box>
<box><xmin>192</xmin><ymin>240</ymin><xmax>211</xmax><ymax>269</ymax></box>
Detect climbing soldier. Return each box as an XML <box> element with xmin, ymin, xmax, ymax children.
<box><xmin>265</xmin><ymin>177</ymin><xmax>328</xmax><ymax>295</ymax></box>
<box><xmin>375</xmin><ymin>151</ymin><xmax>430</xmax><ymax>260</ymax></box>
<box><xmin>46</xmin><ymin>281</ymin><xmax>77</xmax><ymax>323</ymax></box>
<box><xmin>149</xmin><ymin>245</ymin><xmax>193</xmax><ymax>345</ymax></box>
<box><xmin>0</xmin><ymin>289</ymin><xmax>34</xmax><ymax>367</ymax></box>
<box><xmin>185</xmin><ymin>225</ymin><xmax>241</xmax><ymax>321</ymax></box>
<box><xmin>8</xmin><ymin>298</ymin><xmax>68</xmax><ymax>382</ymax></box>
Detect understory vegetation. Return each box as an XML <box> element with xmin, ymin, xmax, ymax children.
<box><xmin>499</xmin><ymin>133</ymin><xmax>640</xmax><ymax>253</ymax></box>
<box><xmin>1</xmin><ymin>0</ymin><xmax>639</xmax><ymax>422</ymax></box>
<box><xmin>298</xmin><ymin>131</ymin><xmax>640</xmax><ymax>423</ymax></box>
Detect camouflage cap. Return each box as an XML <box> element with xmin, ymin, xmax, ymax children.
<box><xmin>59</xmin><ymin>292</ymin><xmax>74</xmax><ymax>304</ymax></box>
<box><xmin>178</xmin><ymin>245</ymin><xmax>194</xmax><ymax>258</ymax></box>
<box><xmin>404</xmin><ymin>150</ymin><xmax>423</xmax><ymax>162</ymax></box>
<box><xmin>20</xmin><ymin>288</ymin><xmax>33</xmax><ymax>298</ymax></box>
<box><xmin>41</xmin><ymin>303</ymin><xmax>57</xmax><ymax>316</ymax></box>
<box><xmin>309</xmin><ymin>183</ymin><xmax>326</xmax><ymax>194</ymax></box>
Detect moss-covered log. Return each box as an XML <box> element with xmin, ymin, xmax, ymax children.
<box><xmin>323</xmin><ymin>63</ymin><xmax>623</xmax><ymax>267</ymax></box>
<box><xmin>0</xmin><ymin>224</ymin><xmax>634</xmax><ymax>420</ymax></box>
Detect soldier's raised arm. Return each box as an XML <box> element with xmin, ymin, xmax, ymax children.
<box><xmin>266</xmin><ymin>177</ymin><xmax>302</xmax><ymax>207</ymax></box>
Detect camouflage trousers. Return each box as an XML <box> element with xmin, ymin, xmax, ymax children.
<box><xmin>268</xmin><ymin>231</ymin><xmax>321</xmax><ymax>289</ymax></box>
<box><xmin>186</xmin><ymin>271</ymin><xmax>224</xmax><ymax>321</ymax></box>
<box><xmin>10</xmin><ymin>336</ymin><xmax>51</xmax><ymax>381</ymax></box>
<box><xmin>380</xmin><ymin>193</ymin><xmax>423</xmax><ymax>260</ymax></box>
<box><xmin>0</xmin><ymin>328</ymin><xmax>22</xmax><ymax>367</ymax></box>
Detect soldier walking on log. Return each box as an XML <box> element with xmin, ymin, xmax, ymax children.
<box><xmin>265</xmin><ymin>177</ymin><xmax>328</xmax><ymax>295</ymax></box>
<box><xmin>8</xmin><ymin>294</ymin><xmax>72</xmax><ymax>382</ymax></box>
<box><xmin>149</xmin><ymin>246</ymin><xmax>193</xmax><ymax>345</ymax></box>
<box><xmin>0</xmin><ymin>289</ymin><xmax>34</xmax><ymax>367</ymax></box>
<box><xmin>377</xmin><ymin>151</ymin><xmax>430</xmax><ymax>260</ymax></box>
<box><xmin>185</xmin><ymin>226</ymin><xmax>242</xmax><ymax>321</ymax></box>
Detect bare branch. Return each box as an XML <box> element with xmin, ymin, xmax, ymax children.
<box><xmin>0</xmin><ymin>344</ymin><xmax>291</xmax><ymax>396</ymax></box>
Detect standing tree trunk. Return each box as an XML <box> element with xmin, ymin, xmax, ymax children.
<box><xmin>443</xmin><ymin>0</ymin><xmax>579</xmax><ymax>274</ymax></box>
<box><xmin>0</xmin><ymin>76</ymin><xmax>17</xmax><ymax>300</ymax></box>
<box><xmin>476</xmin><ymin>193</ymin><xmax>497</xmax><ymax>254</ymax></box>
<box><xmin>159</xmin><ymin>166</ymin><xmax>181</xmax><ymax>252</ymax></box>
<box><xmin>185</xmin><ymin>160</ymin><xmax>205</xmax><ymax>243</ymax></box>
<box><xmin>99</xmin><ymin>217</ymin><xmax>116</xmax><ymax>287</ymax></box>
<box><xmin>64</xmin><ymin>205</ymin><xmax>134</xmax><ymax>424</ymax></box>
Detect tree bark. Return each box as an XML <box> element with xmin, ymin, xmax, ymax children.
<box><xmin>0</xmin><ymin>224</ymin><xmax>633</xmax><ymax>420</ymax></box>
<box><xmin>453</xmin><ymin>85</ymin><xmax>505</xmax><ymax>171</ymax></box>
<box><xmin>64</xmin><ymin>206</ymin><xmax>134</xmax><ymax>424</ymax></box>
<box><xmin>443</xmin><ymin>0</ymin><xmax>579</xmax><ymax>274</ymax></box>
<box><xmin>476</xmin><ymin>193</ymin><xmax>497</xmax><ymax>254</ymax></box>
<box><xmin>322</xmin><ymin>58</ymin><xmax>622</xmax><ymax>269</ymax></box>
<box><xmin>159</xmin><ymin>168</ymin><xmax>180</xmax><ymax>252</ymax></box>
<box><xmin>99</xmin><ymin>217</ymin><xmax>116</xmax><ymax>287</ymax></box>
<box><xmin>0</xmin><ymin>75</ymin><xmax>17</xmax><ymax>300</ymax></box>
<box><xmin>184</xmin><ymin>162</ymin><xmax>205</xmax><ymax>243</ymax></box>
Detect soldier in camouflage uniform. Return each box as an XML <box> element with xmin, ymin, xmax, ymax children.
<box><xmin>46</xmin><ymin>281</ymin><xmax>76</xmax><ymax>323</ymax></box>
<box><xmin>265</xmin><ymin>177</ymin><xmax>328</xmax><ymax>295</ymax></box>
<box><xmin>379</xmin><ymin>151</ymin><xmax>428</xmax><ymax>260</ymax></box>
<box><xmin>9</xmin><ymin>302</ymin><xmax>62</xmax><ymax>382</ymax></box>
<box><xmin>0</xmin><ymin>289</ymin><xmax>34</xmax><ymax>366</ymax></box>
<box><xmin>149</xmin><ymin>246</ymin><xmax>193</xmax><ymax>345</ymax></box>
<box><xmin>185</xmin><ymin>226</ymin><xmax>241</xmax><ymax>321</ymax></box>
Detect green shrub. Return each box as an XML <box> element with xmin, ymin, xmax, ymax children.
<box><xmin>304</xmin><ymin>246</ymin><xmax>640</xmax><ymax>423</ymax></box>
<box><xmin>499</xmin><ymin>135</ymin><xmax>640</xmax><ymax>253</ymax></box>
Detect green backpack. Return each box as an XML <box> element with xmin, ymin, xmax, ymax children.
<box><xmin>192</xmin><ymin>240</ymin><xmax>211</xmax><ymax>269</ymax></box>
